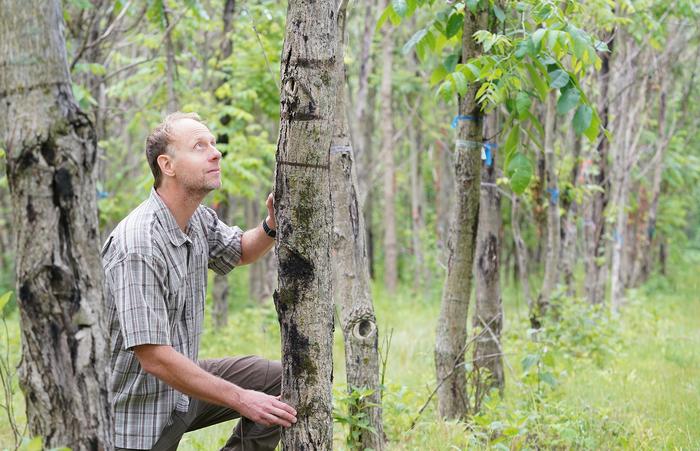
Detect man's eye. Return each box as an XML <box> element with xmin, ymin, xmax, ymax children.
<box><xmin>194</xmin><ymin>142</ymin><xmax>203</xmax><ymax>150</ymax></box>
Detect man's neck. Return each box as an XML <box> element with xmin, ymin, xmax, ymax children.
<box><xmin>155</xmin><ymin>184</ymin><xmax>206</xmax><ymax>232</ymax></box>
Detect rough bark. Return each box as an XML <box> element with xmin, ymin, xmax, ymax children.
<box><xmin>329</xmin><ymin>5</ymin><xmax>384</xmax><ymax>444</ymax></box>
<box><xmin>584</xmin><ymin>32</ymin><xmax>614</xmax><ymax>305</ymax></box>
<box><xmin>0</xmin><ymin>0</ymin><xmax>112</xmax><ymax>448</ymax></box>
<box><xmin>434</xmin><ymin>6</ymin><xmax>487</xmax><ymax>420</ymax></box>
<box><xmin>379</xmin><ymin>8</ymin><xmax>397</xmax><ymax>294</ymax></box>
<box><xmin>532</xmin><ymin>92</ymin><xmax>560</xmax><ymax>328</ymax></box>
<box><xmin>273</xmin><ymin>1</ymin><xmax>338</xmax><ymax>448</ymax></box>
<box><xmin>472</xmin><ymin>141</ymin><xmax>504</xmax><ymax>412</ymax></box>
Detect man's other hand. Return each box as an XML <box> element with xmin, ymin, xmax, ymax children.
<box><xmin>236</xmin><ymin>389</ymin><xmax>297</xmax><ymax>427</ymax></box>
<box><xmin>265</xmin><ymin>192</ymin><xmax>276</xmax><ymax>229</ymax></box>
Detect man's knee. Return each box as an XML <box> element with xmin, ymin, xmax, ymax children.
<box><xmin>266</xmin><ymin>360</ymin><xmax>281</xmax><ymax>396</ymax></box>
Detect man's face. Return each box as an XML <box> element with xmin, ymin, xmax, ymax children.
<box><xmin>166</xmin><ymin>118</ymin><xmax>222</xmax><ymax>195</ymax></box>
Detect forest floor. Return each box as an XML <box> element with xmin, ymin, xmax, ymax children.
<box><xmin>0</xmin><ymin>251</ymin><xmax>698</xmax><ymax>450</ymax></box>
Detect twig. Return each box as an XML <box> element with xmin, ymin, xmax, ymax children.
<box><xmin>241</xmin><ymin>3</ymin><xmax>280</xmax><ymax>91</ymax></box>
<box><xmin>408</xmin><ymin>314</ymin><xmax>500</xmax><ymax>430</ymax></box>
<box><xmin>70</xmin><ymin>1</ymin><xmax>133</xmax><ymax>71</ymax></box>
<box><xmin>104</xmin><ymin>57</ymin><xmax>155</xmax><ymax>81</ymax></box>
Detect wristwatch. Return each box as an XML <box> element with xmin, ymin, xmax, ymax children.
<box><xmin>262</xmin><ymin>218</ymin><xmax>277</xmax><ymax>238</ymax></box>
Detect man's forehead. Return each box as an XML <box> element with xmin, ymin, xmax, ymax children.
<box><xmin>170</xmin><ymin>118</ymin><xmax>213</xmax><ymax>141</ymax></box>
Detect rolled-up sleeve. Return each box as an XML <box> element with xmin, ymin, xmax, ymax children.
<box><xmin>107</xmin><ymin>254</ymin><xmax>171</xmax><ymax>349</ymax></box>
<box><xmin>201</xmin><ymin>206</ymin><xmax>243</xmax><ymax>275</ymax></box>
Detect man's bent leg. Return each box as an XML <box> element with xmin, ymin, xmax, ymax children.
<box><xmin>186</xmin><ymin>356</ymin><xmax>282</xmax><ymax>451</ymax></box>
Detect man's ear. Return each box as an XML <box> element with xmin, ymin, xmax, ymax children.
<box><xmin>157</xmin><ymin>153</ymin><xmax>175</xmax><ymax>178</ymax></box>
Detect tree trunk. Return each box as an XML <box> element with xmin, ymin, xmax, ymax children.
<box><xmin>561</xmin><ymin>133</ymin><xmax>582</xmax><ymax>296</ymax></box>
<box><xmin>273</xmin><ymin>0</ymin><xmax>338</xmax><ymax>448</ymax></box>
<box><xmin>584</xmin><ymin>33</ymin><xmax>614</xmax><ymax>305</ymax></box>
<box><xmin>221</xmin><ymin>0</ymin><xmax>236</xmax><ymax>60</ymax></box>
<box><xmin>163</xmin><ymin>1</ymin><xmax>178</xmax><ymax>112</ymax></box>
<box><xmin>512</xmin><ymin>196</ymin><xmax>534</xmax><ymax>312</ymax></box>
<box><xmin>532</xmin><ymin>92</ymin><xmax>560</xmax><ymax>328</ymax></box>
<box><xmin>434</xmin><ymin>6</ymin><xmax>488</xmax><ymax>420</ymax></box>
<box><xmin>435</xmin><ymin>137</ymin><xmax>454</xmax><ymax>265</ymax></box>
<box><xmin>610</xmin><ymin>37</ymin><xmax>649</xmax><ymax>312</ymax></box>
<box><xmin>472</xmin><ymin>141</ymin><xmax>504</xmax><ymax>412</ymax></box>
<box><xmin>0</xmin><ymin>1</ymin><xmax>112</xmax><ymax>448</ymax></box>
<box><xmin>330</xmin><ymin>6</ymin><xmax>384</xmax><ymax>444</ymax></box>
<box><xmin>353</xmin><ymin>0</ymin><xmax>377</xmax><ymax>280</ymax></box>
<box><xmin>353</xmin><ymin>0</ymin><xmax>376</xmax><ymax>206</ymax></box>
<box><xmin>379</xmin><ymin>7</ymin><xmax>397</xmax><ymax>294</ymax></box>
<box><xmin>409</xmin><ymin>121</ymin><xmax>427</xmax><ymax>293</ymax></box>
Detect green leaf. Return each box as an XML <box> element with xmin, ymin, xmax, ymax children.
<box><xmin>392</xmin><ymin>0</ymin><xmax>408</xmax><ymax>17</ymax></box>
<box><xmin>376</xmin><ymin>6</ymin><xmax>392</xmax><ymax>31</ymax></box>
<box><xmin>584</xmin><ymin>110</ymin><xmax>601</xmax><ymax>141</ymax></box>
<box><xmin>515</xmin><ymin>92</ymin><xmax>531</xmax><ymax>118</ymax></box>
<box><xmin>525</xmin><ymin>64</ymin><xmax>547</xmax><ymax>101</ymax></box>
<box><xmin>26</xmin><ymin>436</ymin><xmax>43</xmax><ymax>451</ymax></box>
<box><xmin>521</xmin><ymin>353</ymin><xmax>539</xmax><ymax>372</ymax></box>
<box><xmin>458</xmin><ymin>62</ymin><xmax>481</xmax><ymax>79</ymax></box>
<box><xmin>531</xmin><ymin>28</ymin><xmax>546</xmax><ymax>50</ymax></box>
<box><xmin>184</xmin><ymin>0</ymin><xmax>210</xmax><ymax>20</ymax></box>
<box><xmin>451</xmin><ymin>71</ymin><xmax>468</xmax><ymax>95</ymax></box>
<box><xmin>514</xmin><ymin>38</ymin><xmax>534</xmax><ymax>59</ymax></box>
<box><xmin>437</xmin><ymin>80</ymin><xmax>454</xmax><ymax>103</ymax></box>
<box><xmin>540</xmin><ymin>371</ymin><xmax>557</xmax><ymax>387</ymax></box>
<box><xmin>556</xmin><ymin>88</ymin><xmax>580</xmax><ymax>115</ymax></box>
<box><xmin>573</xmin><ymin>104</ymin><xmax>592</xmax><ymax>134</ymax></box>
<box><xmin>446</xmin><ymin>13</ymin><xmax>464</xmax><ymax>39</ymax></box>
<box><xmin>0</xmin><ymin>291</ymin><xmax>12</xmax><ymax>313</ymax></box>
<box><xmin>466</xmin><ymin>0</ymin><xmax>479</xmax><ymax>13</ymax></box>
<box><xmin>507</xmin><ymin>153</ymin><xmax>533</xmax><ymax>194</ymax></box>
<box><xmin>504</xmin><ymin>125</ymin><xmax>520</xmax><ymax>162</ymax></box>
<box><xmin>493</xmin><ymin>4</ymin><xmax>505</xmax><ymax>22</ymax></box>
<box><xmin>403</xmin><ymin>28</ymin><xmax>427</xmax><ymax>54</ymax></box>
<box><xmin>444</xmin><ymin>54</ymin><xmax>460</xmax><ymax>72</ymax></box>
<box><xmin>548</xmin><ymin>69</ymin><xmax>569</xmax><ymax>89</ymax></box>
<box><xmin>430</xmin><ymin>65</ymin><xmax>448</xmax><ymax>86</ymax></box>
<box><xmin>146</xmin><ymin>0</ymin><xmax>166</xmax><ymax>28</ymax></box>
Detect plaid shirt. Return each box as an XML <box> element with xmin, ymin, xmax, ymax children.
<box><xmin>102</xmin><ymin>189</ymin><xmax>242</xmax><ymax>449</ymax></box>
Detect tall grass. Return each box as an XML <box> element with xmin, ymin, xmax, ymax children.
<box><xmin>1</xmin><ymin>253</ymin><xmax>699</xmax><ymax>450</ymax></box>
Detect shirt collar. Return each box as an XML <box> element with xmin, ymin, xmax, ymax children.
<box><xmin>149</xmin><ymin>188</ymin><xmax>191</xmax><ymax>247</ymax></box>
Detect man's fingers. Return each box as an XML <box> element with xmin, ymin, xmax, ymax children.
<box><xmin>269</xmin><ymin>406</ymin><xmax>296</xmax><ymax>424</ymax></box>
<box><xmin>263</xmin><ymin>412</ymin><xmax>292</xmax><ymax>428</ymax></box>
<box><xmin>273</xmin><ymin>399</ymin><xmax>297</xmax><ymax>417</ymax></box>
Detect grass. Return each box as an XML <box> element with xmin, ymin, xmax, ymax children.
<box><xmin>1</xmin><ymin>252</ymin><xmax>699</xmax><ymax>450</ymax></box>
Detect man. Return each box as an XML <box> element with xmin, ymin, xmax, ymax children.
<box><xmin>101</xmin><ymin>112</ymin><xmax>296</xmax><ymax>450</ymax></box>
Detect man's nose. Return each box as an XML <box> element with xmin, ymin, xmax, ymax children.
<box><xmin>210</xmin><ymin>145</ymin><xmax>222</xmax><ymax>160</ymax></box>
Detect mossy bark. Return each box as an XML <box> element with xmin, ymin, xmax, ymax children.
<box><xmin>273</xmin><ymin>0</ymin><xmax>339</xmax><ymax>448</ymax></box>
<box><xmin>0</xmin><ymin>1</ymin><xmax>112</xmax><ymax>448</ymax></box>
